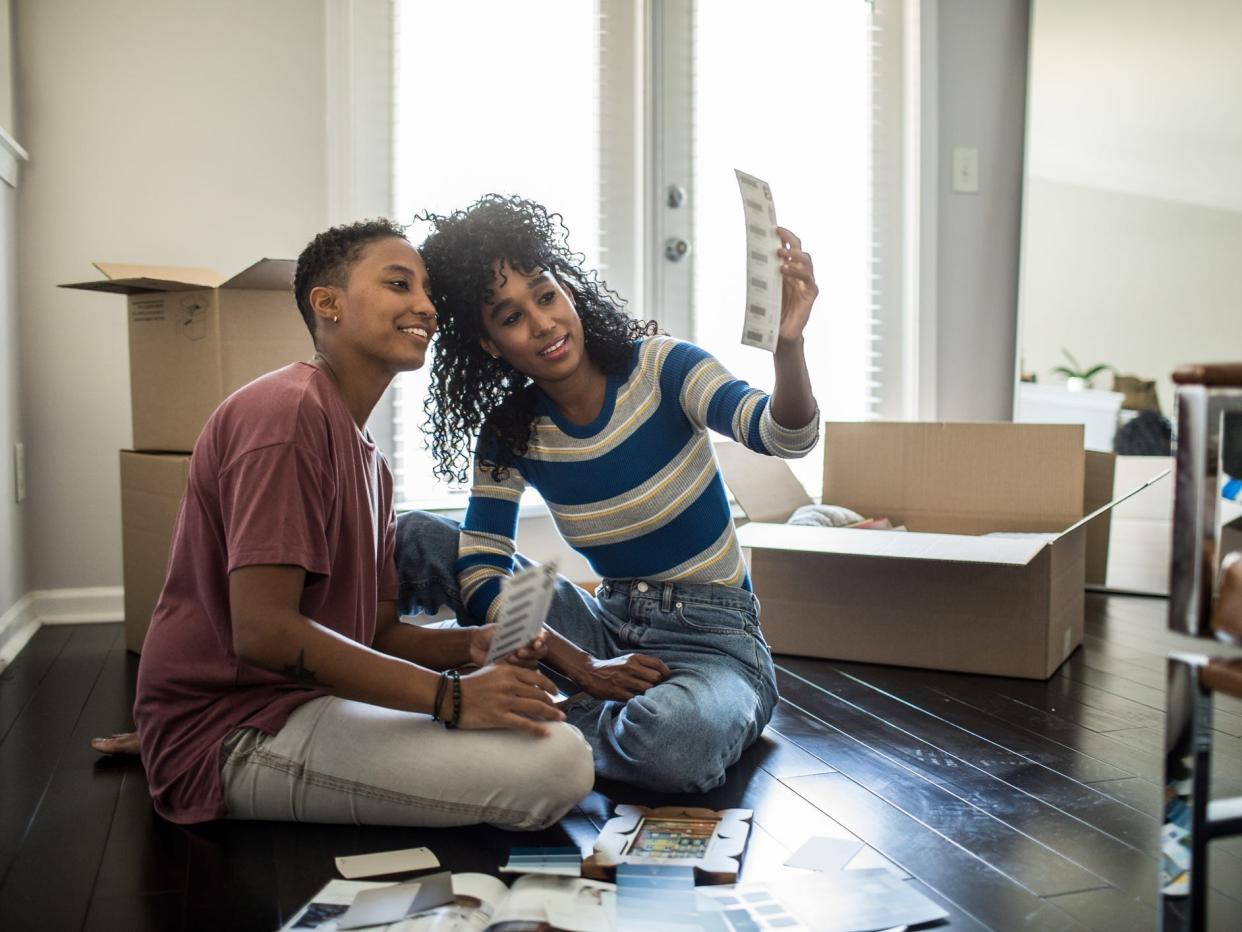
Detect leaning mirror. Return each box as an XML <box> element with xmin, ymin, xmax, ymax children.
<box><xmin>1014</xmin><ymin>0</ymin><xmax>1242</xmax><ymax>594</ymax></box>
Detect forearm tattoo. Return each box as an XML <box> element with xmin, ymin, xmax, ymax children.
<box><xmin>282</xmin><ymin>649</ymin><xmax>327</xmax><ymax>687</ymax></box>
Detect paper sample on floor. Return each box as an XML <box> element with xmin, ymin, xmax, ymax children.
<box><xmin>335</xmin><ymin>846</ymin><xmax>440</xmax><ymax>878</ymax></box>
<box><xmin>783</xmin><ymin>836</ymin><xmax>865</xmax><ymax>872</ymax></box>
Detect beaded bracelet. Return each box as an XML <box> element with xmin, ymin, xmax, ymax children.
<box><xmin>431</xmin><ymin>670</ymin><xmax>450</xmax><ymax>723</ymax></box>
<box><xmin>444</xmin><ymin>669</ymin><xmax>462</xmax><ymax>730</ymax></box>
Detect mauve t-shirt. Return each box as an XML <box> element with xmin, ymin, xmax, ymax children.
<box><xmin>133</xmin><ymin>362</ymin><xmax>398</xmax><ymax>824</ymax></box>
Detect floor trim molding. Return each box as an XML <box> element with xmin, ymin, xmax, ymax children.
<box><xmin>0</xmin><ymin>587</ymin><xmax>123</xmax><ymax>670</ymax></box>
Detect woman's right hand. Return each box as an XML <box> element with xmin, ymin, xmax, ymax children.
<box><xmin>456</xmin><ymin>663</ymin><xmax>565</xmax><ymax>737</ymax></box>
<box><xmin>580</xmin><ymin>652</ymin><xmax>670</xmax><ymax>700</ymax></box>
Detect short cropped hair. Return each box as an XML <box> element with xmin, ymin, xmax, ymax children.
<box><xmin>293</xmin><ymin>218</ymin><xmax>408</xmax><ymax>343</ymax></box>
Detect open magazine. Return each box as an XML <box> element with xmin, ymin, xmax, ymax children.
<box><xmin>282</xmin><ymin>873</ymin><xmax>617</xmax><ymax>932</ymax></box>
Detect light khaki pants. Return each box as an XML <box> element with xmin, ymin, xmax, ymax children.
<box><xmin>219</xmin><ymin>695</ymin><xmax>594</xmax><ymax>831</ymax></box>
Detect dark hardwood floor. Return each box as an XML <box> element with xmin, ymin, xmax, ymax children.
<box><xmin>2</xmin><ymin>593</ymin><xmax>1240</xmax><ymax>931</ymax></box>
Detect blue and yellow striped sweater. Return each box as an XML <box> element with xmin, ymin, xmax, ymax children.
<box><xmin>457</xmin><ymin>336</ymin><xmax>819</xmax><ymax>623</ymax></box>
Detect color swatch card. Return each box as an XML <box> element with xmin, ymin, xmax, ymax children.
<box><xmin>616</xmin><ymin>864</ymin><xmax>710</xmax><ymax>931</ymax></box>
<box><xmin>485</xmin><ymin>560</ymin><xmax>558</xmax><ymax>664</ymax></box>
<box><xmin>735</xmin><ymin>169</ymin><xmax>781</xmax><ymax>354</ymax></box>
<box><xmin>501</xmin><ymin>846</ymin><xmax>584</xmax><ymax>877</ymax></box>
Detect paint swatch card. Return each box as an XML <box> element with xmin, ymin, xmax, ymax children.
<box><xmin>501</xmin><ymin>845</ymin><xmax>584</xmax><ymax>877</ymax></box>
<box><xmin>735</xmin><ymin>169</ymin><xmax>781</xmax><ymax>353</ymax></box>
<box><xmin>485</xmin><ymin>560</ymin><xmax>558</xmax><ymax>664</ymax></box>
<box><xmin>616</xmin><ymin>864</ymin><xmax>705</xmax><ymax>931</ymax></box>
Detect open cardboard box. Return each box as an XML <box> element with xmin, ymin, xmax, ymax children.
<box><xmin>62</xmin><ymin>260</ymin><xmax>311</xmax><ymax>452</ymax></box>
<box><xmin>719</xmin><ymin>423</ymin><xmax>1157</xmax><ymax>679</ymax></box>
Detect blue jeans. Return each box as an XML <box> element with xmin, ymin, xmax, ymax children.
<box><xmin>395</xmin><ymin>511</ymin><xmax>779</xmax><ymax>794</ymax></box>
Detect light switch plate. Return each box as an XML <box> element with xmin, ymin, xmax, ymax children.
<box><xmin>952</xmin><ymin>146</ymin><xmax>979</xmax><ymax>194</ymax></box>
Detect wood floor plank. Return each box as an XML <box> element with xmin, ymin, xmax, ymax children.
<box><xmin>777</xmin><ymin>661</ymin><xmax>1159</xmax><ymax>851</ymax></box>
<box><xmin>0</xmin><ymin>622</ymin><xmax>118</xmax><ymax>842</ymax></box>
<box><xmin>767</xmin><ymin>699</ymin><xmax>1109</xmax><ymax>899</ymax></box>
<box><xmin>0</xmin><ymin>626</ymin><xmax>129</xmax><ymax>930</ymax></box>
<box><xmin>91</xmin><ymin>761</ymin><xmax>188</xmax><ymax>897</ymax></box>
<box><xmin>0</xmin><ymin>624</ymin><xmax>74</xmax><ymax>744</ymax></box>
<box><xmin>774</xmin><ymin>666</ymin><xmax>1161</xmax><ymax>906</ymax></box>
<box><xmin>81</xmin><ymin>890</ymin><xmax>185</xmax><ymax>932</ymax></box>
<box><xmin>780</xmin><ymin>771</ymin><xmax>1089</xmax><ymax>931</ymax></box>
<box><xmin>1042</xmin><ymin>886</ymin><xmax>1154</xmax><ymax>932</ymax></box>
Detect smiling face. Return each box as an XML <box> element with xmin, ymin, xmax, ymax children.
<box><xmin>314</xmin><ymin>236</ymin><xmax>437</xmax><ymax>375</ymax></box>
<box><xmin>478</xmin><ymin>261</ymin><xmax>588</xmax><ymax>386</ymax></box>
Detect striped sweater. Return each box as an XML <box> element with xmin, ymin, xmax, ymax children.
<box><xmin>457</xmin><ymin>336</ymin><xmax>819</xmax><ymax>623</ymax></box>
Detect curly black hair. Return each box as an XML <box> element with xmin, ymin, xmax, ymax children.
<box><xmin>418</xmin><ymin>195</ymin><xmax>658</xmax><ymax>483</ymax></box>
<box><xmin>293</xmin><ymin>218</ymin><xmax>408</xmax><ymax>344</ymax></box>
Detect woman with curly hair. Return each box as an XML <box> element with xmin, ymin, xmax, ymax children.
<box><xmin>396</xmin><ymin>194</ymin><xmax>821</xmax><ymax>793</ymax></box>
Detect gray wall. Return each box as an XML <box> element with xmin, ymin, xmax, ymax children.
<box><xmin>933</xmin><ymin>0</ymin><xmax>1030</xmax><ymax>421</ymax></box>
<box><xmin>16</xmin><ymin>0</ymin><xmax>329</xmax><ymax>591</ymax></box>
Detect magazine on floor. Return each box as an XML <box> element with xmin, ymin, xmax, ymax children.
<box><xmin>281</xmin><ymin>872</ymin><xmax>616</xmax><ymax>932</ymax></box>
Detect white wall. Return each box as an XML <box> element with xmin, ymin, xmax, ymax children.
<box><xmin>1021</xmin><ymin>178</ymin><xmax>1241</xmax><ymax>414</ymax></box>
<box><xmin>1018</xmin><ymin>0</ymin><xmax>1242</xmax><ymax>416</ymax></box>
<box><xmin>1</xmin><ymin>0</ymin><xmax>22</xmax><ymax>619</ymax></box>
<box><xmin>932</xmin><ymin>0</ymin><xmax>1030</xmax><ymax>421</ymax></box>
<box><xmin>1</xmin><ymin>169</ymin><xmax>22</xmax><ymax>617</ymax></box>
<box><xmin>0</xmin><ymin>0</ymin><xmax>13</xmax><ymax>135</ymax></box>
<box><xmin>16</xmin><ymin>0</ymin><xmax>329</xmax><ymax>590</ymax></box>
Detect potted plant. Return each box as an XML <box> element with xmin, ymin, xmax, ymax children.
<box><xmin>1052</xmin><ymin>348</ymin><xmax>1111</xmax><ymax>391</ymax></box>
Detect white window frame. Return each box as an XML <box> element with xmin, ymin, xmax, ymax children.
<box><xmin>328</xmin><ymin>0</ymin><xmax>932</xmax><ymax>496</ymax></box>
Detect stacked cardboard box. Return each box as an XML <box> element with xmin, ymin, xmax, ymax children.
<box><xmin>62</xmin><ymin>261</ymin><xmax>310</xmax><ymax>652</ymax></box>
<box><xmin>718</xmin><ymin>423</ymin><xmax>1138</xmax><ymax>680</ymax></box>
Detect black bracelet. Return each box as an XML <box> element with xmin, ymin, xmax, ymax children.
<box><xmin>445</xmin><ymin>669</ymin><xmax>462</xmax><ymax>730</ymax></box>
<box><xmin>432</xmin><ymin>670</ymin><xmax>449</xmax><ymax>723</ymax></box>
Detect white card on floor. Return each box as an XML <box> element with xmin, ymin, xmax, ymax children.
<box><xmin>335</xmin><ymin>871</ymin><xmax>454</xmax><ymax>930</ymax></box>
<box><xmin>735</xmin><ymin>169</ymin><xmax>781</xmax><ymax>353</ymax></box>
<box><xmin>335</xmin><ymin>846</ymin><xmax>439</xmax><ymax>879</ymax></box>
<box><xmin>485</xmin><ymin>560</ymin><xmax>558</xmax><ymax>664</ymax></box>
<box><xmin>335</xmin><ymin>880</ymin><xmax>422</xmax><ymax>929</ymax></box>
<box><xmin>784</xmin><ymin>835</ymin><xmax>865</xmax><ymax>872</ymax></box>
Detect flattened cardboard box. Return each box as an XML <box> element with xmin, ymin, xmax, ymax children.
<box><xmin>121</xmin><ymin>451</ymin><xmax>190</xmax><ymax>654</ymax></box>
<box><xmin>721</xmin><ymin>423</ymin><xmax>1121</xmax><ymax>679</ymax></box>
<box><xmin>62</xmin><ymin>260</ymin><xmax>311</xmax><ymax>452</ymax></box>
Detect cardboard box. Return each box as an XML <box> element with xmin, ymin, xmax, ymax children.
<box><xmin>120</xmin><ymin>451</ymin><xmax>191</xmax><ymax>653</ymax></box>
<box><xmin>63</xmin><ymin>260</ymin><xmax>310</xmax><ymax>452</ymax></box>
<box><xmin>721</xmin><ymin>422</ymin><xmax>1123</xmax><ymax>680</ymax></box>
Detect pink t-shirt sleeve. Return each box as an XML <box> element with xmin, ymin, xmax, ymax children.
<box><xmin>219</xmin><ymin>443</ymin><xmax>333</xmax><ymax>577</ymax></box>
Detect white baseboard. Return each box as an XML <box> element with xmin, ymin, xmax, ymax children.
<box><xmin>0</xmin><ymin>587</ymin><xmax>124</xmax><ymax>670</ymax></box>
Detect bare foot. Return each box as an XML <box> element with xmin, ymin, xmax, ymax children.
<box><xmin>91</xmin><ymin>731</ymin><xmax>140</xmax><ymax>755</ymax></box>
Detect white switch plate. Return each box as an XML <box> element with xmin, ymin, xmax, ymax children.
<box><xmin>952</xmin><ymin>146</ymin><xmax>979</xmax><ymax>194</ymax></box>
<box><xmin>14</xmin><ymin>442</ymin><xmax>26</xmax><ymax>503</ymax></box>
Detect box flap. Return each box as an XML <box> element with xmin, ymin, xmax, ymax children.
<box><xmin>1056</xmin><ymin>467</ymin><xmax>1172</xmax><ymax>540</ymax></box>
<box><xmin>714</xmin><ymin>441</ymin><xmax>812</xmax><ymax>522</ymax></box>
<box><xmin>220</xmin><ymin>258</ymin><xmax>296</xmax><ymax>291</ymax></box>
<box><xmin>822</xmin><ymin>422</ymin><xmax>1085</xmax><ymax>530</ymax></box>
<box><xmin>60</xmin><ymin>262</ymin><xmax>224</xmax><ymax>295</ymax></box>
<box><xmin>737</xmin><ymin>522</ymin><xmax>1047</xmax><ymax>566</ymax></box>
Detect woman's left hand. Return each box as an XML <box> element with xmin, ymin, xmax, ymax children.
<box><xmin>776</xmin><ymin>226</ymin><xmax>818</xmax><ymax>344</ymax></box>
<box><xmin>467</xmin><ymin>624</ymin><xmax>548</xmax><ymax>669</ymax></box>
